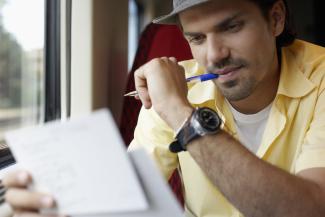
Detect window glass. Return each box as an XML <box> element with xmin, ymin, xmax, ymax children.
<box><xmin>128</xmin><ymin>0</ymin><xmax>139</xmax><ymax>71</ymax></box>
<box><xmin>0</xmin><ymin>0</ymin><xmax>45</xmax><ymax>138</ymax></box>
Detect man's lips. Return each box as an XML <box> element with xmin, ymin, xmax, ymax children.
<box><xmin>214</xmin><ymin>65</ymin><xmax>243</xmax><ymax>76</ymax></box>
<box><xmin>210</xmin><ymin>65</ymin><xmax>243</xmax><ymax>83</ymax></box>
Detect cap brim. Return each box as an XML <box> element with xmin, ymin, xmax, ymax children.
<box><xmin>152</xmin><ymin>13</ymin><xmax>178</xmax><ymax>25</ymax></box>
<box><xmin>152</xmin><ymin>0</ymin><xmax>210</xmax><ymax>25</ymax></box>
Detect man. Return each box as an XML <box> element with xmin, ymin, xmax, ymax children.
<box><xmin>130</xmin><ymin>0</ymin><xmax>325</xmax><ymax>216</ymax></box>
<box><xmin>3</xmin><ymin>0</ymin><xmax>325</xmax><ymax>217</ymax></box>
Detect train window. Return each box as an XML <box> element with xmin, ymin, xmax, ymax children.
<box><xmin>0</xmin><ymin>0</ymin><xmax>45</xmax><ymax>139</ymax></box>
<box><xmin>0</xmin><ymin>0</ymin><xmax>62</xmax><ymax>142</ymax></box>
<box><xmin>0</xmin><ymin>0</ymin><xmax>63</xmax><ymax>169</ymax></box>
<box><xmin>128</xmin><ymin>0</ymin><xmax>140</xmax><ymax>70</ymax></box>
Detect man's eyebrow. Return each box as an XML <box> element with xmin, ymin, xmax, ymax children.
<box><xmin>183</xmin><ymin>12</ymin><xmax>245</xmax><ymax>37</ymax></box>
<box><xmin>216</xmin><ymin>12</ymin><xmax>245</xmax><ymax>30</ymax></box>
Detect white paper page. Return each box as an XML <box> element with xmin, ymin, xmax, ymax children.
<box><xmin>83</xmin><ymin>148</ymin><xmax>184</xmax><ymax>217</ymax></box>
<box><xmin>0</xmin><ymin>163</ymin><xmax>20</xmax><ymax>179</ymax></box>
<box><xmin>5</xmin><ymin>109</ymin><xmax>148</xmax><ymax>216</ymax></box>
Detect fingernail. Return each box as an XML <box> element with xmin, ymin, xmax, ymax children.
<box><xmin>17</xmin><ymin>172</ymin><xmax>28</xmax><ymax>184</ymax></box>
<box><xmin>41</xmin><ymin>196</ymin><xmax>54</xmax><ymax>208</ymax></box>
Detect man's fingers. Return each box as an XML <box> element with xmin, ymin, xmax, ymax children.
<box><xmin>3</xmin><ymin>171</ymin><xmax>32</xmax><ymax>188</ymax></box>
<box><xmin>161</xmin><ymin>57</ymin><xmax>177</xmax><ymax>63</ymax></box>
<box><xmin>134</xmin><ymin>67</ymin><xmax>152</xmax><ymax>109</ymax></box>
<box><xmin>133</xmin><ymin>90</ymin><xmax>152</xmax><ymax>108</ymax></box>
<box><xmin>137</xmin><ymin>89</ymin><xmax>152</xmax><ymax>109</ymax></box>
<box><xmin>169</xmin><ymin>57</ymin><xmax>177</xmax><ymax>63</ymax></box>
<box><xmin>134</xmin><ymin>94</ymin><xmax>140</xmax><ymax>100</ymax></box>
<box><xmin>5</xmin><ymin>189</ymin><xmax>55</xmax><ymax>210</ymax></box>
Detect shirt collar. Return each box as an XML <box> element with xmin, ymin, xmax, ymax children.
<box><xmin>277</xmin><ymin>41</ymin><xmax>316</xmax><ymax>98</ymax></box>
<box><xmin>180</xmin><ymin>60</ymin><xmax>219</xmax><ymax>105</ymax></box>
<box><xmin>188</xmin><ymin>80</ymin><xmax>218</xmax><ymax>104</ymax></box>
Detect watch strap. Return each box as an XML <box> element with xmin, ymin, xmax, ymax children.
<box><xmin>169</xmin><ymin>140</ymin><xmax>184</xmax><ymax>153</ymax></box>
<box><xmin>169</xmin><ymin>107</ymin><xmax>222</xmax><ymax>153</ymax></box>
<box><xmin>169</xmin><ymin>112</ymin><xmax>198</xmax><ymax>153</ymax></box>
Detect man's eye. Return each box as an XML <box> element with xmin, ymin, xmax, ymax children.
<box><xmin>189</xmin><ymin>35</ymin><xmax>205</xmax><ymax>45</ymax></box>
<box><xmin>226</xmin><ymin>21</ymin><xmax>243</xmax><ymax>32</ymax></box>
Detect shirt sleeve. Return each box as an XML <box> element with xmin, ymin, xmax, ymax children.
<box><xmin>295</xmin><ymin>85</ymin><xmax>325</xmax><ymax>173</ymax></box>
<box><xmin>128</xmin><ymin>106</ymin><xmax>178</xmax><ymax>180</ymax></box>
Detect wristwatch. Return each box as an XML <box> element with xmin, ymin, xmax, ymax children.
<box><xmin>169</xmin><ymin>107</ymin><xmax>222</xmax><ymax>153</ymax></box>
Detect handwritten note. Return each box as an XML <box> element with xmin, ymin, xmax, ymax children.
<box><xmin>5</xmin><ymin>109</ymin><xmax>148</xmax><ymax>216</ymax></box>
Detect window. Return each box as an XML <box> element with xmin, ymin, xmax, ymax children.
<box><xmin>0</xmin><ymin>0</ymin><xmax>63</xmax><ymax>169</ymax></box>
<box><xmin>0</xmin><ymin>0</ymin><xmax>45</xmax><ymax>138</ymax></box>
<box><xmin>128</xmin><ymin>0</ymin><xmax>140</xmax><ymax>71</ymax></box>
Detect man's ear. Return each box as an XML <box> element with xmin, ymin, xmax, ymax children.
<box><xmin>269</xmin><ymin>0</ymin><xmax>286</xmax><ymax>37</ymax></box>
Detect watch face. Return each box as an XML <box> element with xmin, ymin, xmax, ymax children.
<box><xmin>197</xmin><ymin>108</ymin><xmax>221</xmax><ymax>132</ymax></box>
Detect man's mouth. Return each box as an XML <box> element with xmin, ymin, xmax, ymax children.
<box><xmin>215</xmin><ymin>65</ymin><xmax>242</xmax><ymax>75</ymax></box>
<box><xmin>213</xmin><ymin>65</ymin><xmax>243</xmax><ymax>82</ymax></box>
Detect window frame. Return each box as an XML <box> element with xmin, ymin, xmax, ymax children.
<box><xmin>0</xmin><ymin>0</ymin><xmax>64</xmax><ymax>170</ymax></box>
<box><xmin>45</xmin><ymin>0</ymin><xmax>61</xmax><ymax>121</ymax></box>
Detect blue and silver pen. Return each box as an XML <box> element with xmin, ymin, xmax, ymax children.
<box><xmin>124</xmin><ymin>73</ymin><xmax>219</xmax><ymax>97</ymax></box>
<box><xmin>186</xmin><ymin>73</ymin><xmax>219</xmax><ymax>83</ymax></box>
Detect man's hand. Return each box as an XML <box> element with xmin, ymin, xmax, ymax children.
<box><xmin>3</xmin><ymin>170</ymin><xmax>60</xmax><ymax>217</ymax></box>
<box><xmin>134</xmin><ymin>57</ymin><xmax>194</xmax><ymax>131</ymax></box>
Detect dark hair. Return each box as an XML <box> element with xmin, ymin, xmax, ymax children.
<box><xmin>249</xmin><ymin>0</ymin><xmax>296</xmax><ymax>47</ymax></box>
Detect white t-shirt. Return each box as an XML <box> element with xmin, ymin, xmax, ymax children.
<box><xmin>228</xmin><ymin>102</ymin><xmax>273</xmax><ymax>153</ymax></box>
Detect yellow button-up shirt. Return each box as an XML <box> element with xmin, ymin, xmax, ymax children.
<box><xmin>129</xmin><ymin>40</ymin><xmax>325</xmax><ymax>217</ymax></box>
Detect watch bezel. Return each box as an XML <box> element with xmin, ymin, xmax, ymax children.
<box><xmin>192</xmin><ymin>107</ymin><xmax>221</xmax><ymax>135</ymax></box>
<box><xmin>169</xmin><ymin>107</ymin><xmax>222</xmax><ymax>153</ymax></box>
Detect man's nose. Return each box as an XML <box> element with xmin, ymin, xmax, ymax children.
<box><xmin>206</xmin><ymin>36</ymin><xmax>230</xmax><ymax>67</ymax></box>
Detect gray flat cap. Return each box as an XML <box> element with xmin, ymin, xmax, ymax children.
<box><xmin>153</xmin><ymin>0</ymin><xmax>210</xmax><ymax>24</ymax></box>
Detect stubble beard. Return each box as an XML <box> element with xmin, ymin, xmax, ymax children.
<box><xmin>214</xmin><ymin>75</ymin><xmax>257</xmax><ymax>101</ymax></box>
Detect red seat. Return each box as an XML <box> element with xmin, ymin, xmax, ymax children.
<box><xmin>119</xmin><ymin>23</ymin><xmax>192</xmax><ymax>206</ymax></box>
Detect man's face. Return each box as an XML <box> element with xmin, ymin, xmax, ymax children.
<box><xmin>179</xmin><ymin>0</ymin><xmax>284</xmax><ymax>101</ymax></box>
